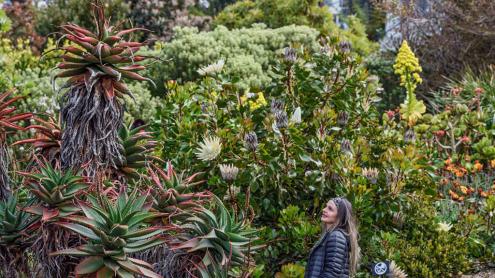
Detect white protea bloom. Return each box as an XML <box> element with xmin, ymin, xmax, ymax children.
<box><xmin>290</xmin><ymin>107</ymin><xmax>302</xmax><ymax>124</ymax></box>
<box><xmin>195</xmin><ymin>135</ymin><xmax>222</xmax><ymax>161</ymax></box>
<box><xmin>389</xmin><ymin>261</ymin><xmax>408</xmax><ymax>278</ymax></box>
<box><xmin>219</xmin><ymin>164</ymin><xmax>239</xmax><ymax>182</ymax></box>
<box><xmin>197</xmin><ymin>59</ymin><xmax>225</xmax><ymax>76</ymax></box>
<box><xmin>436</xmin><ymin>221</ymin><xmax>452</xmax><ymax>233</ymax></box>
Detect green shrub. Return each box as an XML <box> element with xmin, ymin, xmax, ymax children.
<box><xmin>213</xmin><ymin>0</ymin><xmax>378</xmax><ymax>55</ymax></box>
<box><xmin>149</xmin><ymin>24</ymin><xmax>320</xmax><ymax>93</ymax></box>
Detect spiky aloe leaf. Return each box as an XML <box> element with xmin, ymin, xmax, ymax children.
<box><xmin>0</xmin><ymin>90</ymin><xmax>32</xmax><ymax>200</ymax></box>
<box><xmin>13</xmin><ymin>115</ymin><xmax>62</xmax><ymax>165</ymax></box>
<box><xmin>114</xmin><ymin>123</ymin><xmax>163</xmax><ymax>182</ymax></box>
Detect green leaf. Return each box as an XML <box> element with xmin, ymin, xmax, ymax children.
<box><xmin>75</xmin><ymin>256</ymin><xmax>105</xmax><ymax>274</ymax></box>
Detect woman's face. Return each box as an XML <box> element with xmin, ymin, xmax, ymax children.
<box><xmin>321</xmin><ymin>200</ymin><xmax>338</xmax><ymax>224</ymax></box>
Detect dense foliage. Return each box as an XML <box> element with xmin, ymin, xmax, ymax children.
<box><xmin>1</xmin><ymin>0</ymin><xmax>494</xmax><ymax>277</ymax></box>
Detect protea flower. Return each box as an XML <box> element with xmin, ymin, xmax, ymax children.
<box><xmin>270</xmin><ymin>99</ymin><xmax>285</xmax><ymax>114</ymax></box>
<box><xmin>244</xmin><ymin>132</ymin><xmax>258</xmax><ymax>152</ymax></box>
<box><xmin>219</xmin><ymin>164</ymin><xmax>239</xmax><ymax>182</ymax></box>
<box><xmin>337</xmin><ymin>111</ymin><xmax>349</xmax><ymax>126</ymax></box>
<box><xmin>389</xmin><ymin>261</ymin><xmax>408</xmax><ymax>278</ymax></box>
<box><xmin>284</xmin><ymin>47</ymin><xmax>297</xmax><ymax>63</ymax></box>
<box><xmin>404</xmin><ymin>128</ymin><xmax>416</xmax><ymax>143</ymax></box>
<box><xmin>195</xmin><ymin>135</ymin><xmax>222</xmax><ymax>161</ymax></box>
<box><xmin>197</xmin><ymin>59</ymin><xmax>225</xmax><ymax>76</ymax></box>
<box><xmin>362</xmin><ymin>167</ymin><xmax>379</xmax><ymax>184</ymax></box>
<box><xmin>340</xmin><ymin>139</ymin><xmax>352</xmax><ymax>156</ymax></box>
<box><xmin>275</xmin><ymin>111</ymin><xmax>289</xmax><ymax>129</ymax></box>
<box><xmin>338</xmin><ymin>41</ymin><xmax>352</xmax><ymax>53</ymax></box>
<box><xmin>0</xmin><ymin>90</ymin><xmax>32</xmax><ymax>200</ymax></box>
<box><xmin>54</xmin><ymin>4</ymin><xmax>152</xmax><ymax>178</ymax></box>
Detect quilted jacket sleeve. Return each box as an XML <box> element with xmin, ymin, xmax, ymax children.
<box><xmin>320</xmin><ymin>230</ymin><xmax>348</xmax><ymax>278</ymax></box>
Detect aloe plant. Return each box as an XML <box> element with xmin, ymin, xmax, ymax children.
<box><xmin>51</xmin><ymin>191</ymin><xmax>167</xmax><ymax>277</ymax></box>
<box><xmin>171</xmin><ymin>196</ymin><xmax>259</xmax><ymax>276</ymax></box>
<box><xmin>13</xmin><ymin>115</ymin><xmax>62</xmax><ymax>166</ymax></box>
<box><xmin>149</xmin><ymin>162</ymin><xmax>210</xmax><ymax>220</ymax></box>
<box><xmin>19</xmin><ymin>161</ymin><xmax>88</xmax><ymax>278</ymax></box>
<box><xmin>54</xmin><ymin>3</ymin><xmax>153</xmax><ymax>177</ymax></box>
<box><xmin>115</xmin><ymin>123</ymin><xmax>163</xmax><ymax>182</ymax></box>
<box><xmin>0</xmin><ymin>195</ymin><xmax>37</xmax><ymax>277</ymax></box>
<box><xmin>0</xmin><ymin>90</ymin><xmax>32</xmax><ymax>200</ymax></box>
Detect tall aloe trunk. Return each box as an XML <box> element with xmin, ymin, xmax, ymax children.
<box><xmin>60</xmin><ymin>76</ymin><xmax>125</xmax><ymax>178</ymax></box>
<box><xmin>0</xmin><ymin>139</ymin><xmax>11</xmax><ymax>201</ymax></box>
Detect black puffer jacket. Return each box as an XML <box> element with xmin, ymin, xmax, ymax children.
<box><xmin>304</xmin><ymin>228</ymin><xmax>350</xmax><ymax>278</ymax></box>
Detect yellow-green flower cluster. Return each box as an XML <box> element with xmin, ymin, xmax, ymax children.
<box><xmin>240</xmin><ymin>92</ymin><xmax>267</xmax><ymax>111</ymax></box>
<box><xmin>394</xmin><ymin>40</ymin><xmax>422</xmax><ymax>90</ymax></box>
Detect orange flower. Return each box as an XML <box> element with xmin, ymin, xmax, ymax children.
<box><xmin>440</xmin><ymin>178</ymin><xmax>449</xmax><ymax>185</ymax></box>
<box><xmin>473</xmin><ymin>161</ymin><xmax>483</xmax><ymax>172</ymax></box>
<box><xmin>445</xmin><ymin>158</ymin><xmax>452</xmax><ymax>165</ymax></box>
<box><xmin>449</xmin><ymin>190</ymin><xmax>460</xmax><ymax>200</ymax></box>
<box><xmin>460</xmin><ymin>186</ymin><xmax>468</xmax><ymax>195</ymax></box>
<box><xmin>480</xmin><ymin>191</ymin><xmax>489</xmax><ymax>198</ymax></box>
<box><xmin>459</xmin><ymin>196</ymin><xmax>464</xmax><ymax>201</ymax></box>
<box><xmin>490</xmin><ymin>160</ymin><xmax>495</xmax><ymax>168</ymax></box>
<box><xmin>454</xmin><ymin>168</ymin><xmax>466</xmax><ymax>177</ymax></box>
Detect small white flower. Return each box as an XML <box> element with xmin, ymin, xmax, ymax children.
<box><xmin>219</xmin><ymin>164</ymin><xmax>239</xmax><ymax>181</ymax></box>
<box><xmin>195</xmin><ymin>135</ymin><xmax>222</xmax><ymax>161</ymax></box>
<box><xmin>290</xmin><ymin>107</ymin><xmax>302</xmax><ymax>124</ymax></box>
<box><xmin>436</xmin><ymin>221</ymin><xmax>452</xmax><ymax>233</ymax></box>
<box><xmin>197</xmin><ymin>59</ymin><xmax>225</xmax><ymax>76</ymax></box>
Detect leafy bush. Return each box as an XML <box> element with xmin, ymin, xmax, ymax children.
<box><xmin>149</xmin><ymin>24</ymin><xmax>320</xmax><ymax>93</ymax></box>
<box><xmin>213</xmin><ymin>0</ymin><xmax>378</xmax><ymax>55</ymax></box>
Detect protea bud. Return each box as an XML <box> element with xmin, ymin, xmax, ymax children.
<box><xmin>338</xmin><ymin>41</ymin><xmax>352</xmax><ymax>53</ymax></box>
<box><xmin>219</xmin><ymin>164</ymin><xmax>239</xmax><ymax>182</ymax></box>
<box><xmin>271</xmin><ymin>99</ymin><xmax>285</xmax><ymax>114</ymax></box>
<box><xmin>340</xmin><ymin>139</ymin><xmax>352</xmax><ymax>156</ymax></box>
<box><xmin>362</xmin><ymin>167</ymin><xmax>379</xmax><ymax>184</ymax></box>
<box><xmin>284</xmin><ymin>47</ymin><xmax>297</xmax><ymax>63</ymax></box>
<box><xmin>244</xmin><ymin>132</ymin><xmax>258</xmax><ymax>151</ymax></box>
<box><xmin>404</xmin><ymin>128</ymin><xmax>416</xmax><ymax>143</ymax></box>
<box><xmin>275</xmin><ymin>111</ymin><xmax>288</xmax><ymax>129</ymax></box>
<box><xmin>337</xmin><ymin>111</ymin><xmax>349</xmax><ymax>127</ymax></box>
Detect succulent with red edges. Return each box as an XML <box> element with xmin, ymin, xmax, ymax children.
<box><xmin>0</xmin><ymin>90</ymin><xmax>32</xmax><ymax>200</ymax></box>
<box><xmin>51</xmin><ymin>191</ymin><xmax>166</xmax><ymax>278</ymax></box>
<box><xmin>54</xmin><ymin>2</ymin><xmax>153</xmax><ymax>178</ymax></box>
<box><xmin>149</xmin><ymin>162</ymin><xmax>211</xmax><ymax>221</ymax></box>
<box><xmin>13</xmin><ymin>115</ymin><xmax>62</xmax><ymax>166</ymax></box>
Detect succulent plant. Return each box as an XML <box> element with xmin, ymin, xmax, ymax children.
<box><xmin>18</xmin><ymin>161</ymin><xmax>88</xmax><ymax>276</ymax></box>
<box><xmin>13</xmin><ymin>115</ymin><xmax>62</xmax><ymax>166</ymax></box>
<box><xmin>0</xmin><ymin>196</ymin><xmax>37</xmax><ymax>277</ymax></box>
<box><xmin>54</xmin><ymin>3</ymin><xmax>153</xmax><ymax>177</ymax></box>
<box><xmin>19</xmin><ymin>161</ymin><xmax>88</xmax><ymax>222</ymax></box>
<box><xmin>0</xmin><ymin>90</ymin><xmax>32</xmax><ymax>200</ymax></box>
<box><xmin>149</xmin><ymin>162</ymin><xmax>210</xmax><ymax>220</ymax></box>
<box><xmin>172</xmin><ymin>196</ymin><xmax>258</xmax><ymax>275</ymax></box>
<box><xmin>115</xmin><ymin>123</ymin><xmax>162</xmax><ymax>182</ymax></box>
<box><xmin>51</xmin><ymin>191</ymin><xmax>166</xmax><ymax>278</ymax></box>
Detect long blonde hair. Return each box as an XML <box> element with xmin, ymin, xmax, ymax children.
<box><xmin>324</xmin><ymin>197</ymin><xmax>361</xmax><ymax>276</ymax></box>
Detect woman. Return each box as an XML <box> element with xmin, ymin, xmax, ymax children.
<box><xmin>305</xmin><ymin>197</ymin><xmax>360</xmax><ymax>278</ymax></box>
